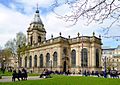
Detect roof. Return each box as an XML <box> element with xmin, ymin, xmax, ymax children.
<box><xmin>30</xmin><ymin>9</ymin><xmax>43</xmax><ymax>25</ymax></box>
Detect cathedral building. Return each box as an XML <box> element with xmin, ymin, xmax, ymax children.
<box><xmin>21</xmin><ymin>8</ymin><xmax>102</xmax><ymax>73</ymax></box>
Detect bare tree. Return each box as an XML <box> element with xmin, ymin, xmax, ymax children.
<box><xmin>5</xmin><ymin>32</ymin><xmax>26</xmax><ymax>68</ymax></box>
<box><xmin>52</xmin><ymin>0</ymin><xmax>120</xmax><ymax>40</ymax></box>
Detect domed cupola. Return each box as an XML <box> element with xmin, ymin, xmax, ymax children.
<box><xmin>31</xmin><ymin>9</ymin><xmax>43</xmax><ymax>25</ymax></box>
<box><xmin>27</xmin><ymin>6</ymin><xmax>46</xmax><ymax>45</ymax></box>
<box><xmin>28</xmin><ymin>6</ymin><xmax>46</xmax><ymax>33</ymax></box>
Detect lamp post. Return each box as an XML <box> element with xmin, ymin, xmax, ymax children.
<box><xmin>103</xmin><ymin>56</ymin><xmax>107</xmax><ymax>78</ymax></box>
<box><xmin>18</xmin><ymin>45</ymin><xmax>20</xmax><ymax>69</ymax></box>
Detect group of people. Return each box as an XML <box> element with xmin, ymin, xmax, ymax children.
<box><xmin>11</xmin><ymin>68</ymin><xmax>119</xmax><ymax>81</ymax></box>
<box><xmin>80</xmin><ymin>70</ymin><xmax>120</xmax><ymax>78</ymax></box>
<box><xmin>39</xmin><ymin>69</ymin><xmax>52</xmax><ymax>78</ymax></box>
<box><xmin>40</xmin><ymin>69</ymin><xmax>120</xmax><ymax>79</ymax></box>
<box><xmin>12</xmin><ymin>68</ymin><xmax>28</xmax><ymax>82</ymax></box>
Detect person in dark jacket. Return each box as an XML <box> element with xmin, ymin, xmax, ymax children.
<box><xmin>12</xmin><ymin>70</ymin><xmax>20</xmax><ymax>82</ymax></box>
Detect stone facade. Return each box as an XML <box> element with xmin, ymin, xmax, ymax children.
<box><xmin>21</xmin><ymin>8</ymin><xmax>102</xmax><ymax>73</ymax></box>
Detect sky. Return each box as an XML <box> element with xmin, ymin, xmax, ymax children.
<box><xmin>0</xmin><ymin>0</ymin><xmax>120</xmax><ymax>49</ymax></box>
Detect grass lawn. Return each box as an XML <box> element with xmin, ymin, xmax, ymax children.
<box><xmin>0</xmin><ymin>71</ymin><xmax>40</xmax><ymax>76</ymax></box>
<box><xmin>0</xmin><ymin>75</ymin><xmax>120</xmax><ymax>85</ymax></box>
<box><xmin>0</xmin><ymin>71</ymin><xmax>12</xmax><ymax>76</ymax></box>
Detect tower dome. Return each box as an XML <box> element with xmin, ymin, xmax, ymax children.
<box><xmin>28</xmin><ymin>7</ymin><xmax>46</xmax><ymax>33</ymax></box>
<box><xmin>31</xmin><ymin>9</ymin><xmax>43</xmax><ymax>25</ymax></box>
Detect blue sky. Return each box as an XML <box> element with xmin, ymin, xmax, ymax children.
<box><xmin>0</xmin><ymin>0</ymin><xmax>120</xmax><ymax>48</ymax></box>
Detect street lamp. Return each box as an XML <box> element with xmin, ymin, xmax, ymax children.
<box><xmin>18</xmin><ymin>45</ymin><xmax>20</xmax><ymax>69</ymax></box>
<box><xmin>103</xmin><ymin>56</ymin><xmax>107</xmax><ymax>78</ymax></box>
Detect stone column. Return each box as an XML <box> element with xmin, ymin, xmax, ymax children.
<box><xmin>37</xmin><ymin>53</ymin><xmax>40</xmax><ymax>67</ymax></box>
<box><xmin>89</xmin><ymin>46</ymin><xmax>92</xmax><ymax>68</ymax></box>
<box><xmin>76</xmin><ymin>46</ymin><xmax>80</xmax><ymax>72</ymax></box>
<box><xmin>43</xmin><ymin>50</ymin><xmax>46</xmax><ymax>68</ymax></box>
<box><xmin>32</xmin><ymin>52</ymin><xmax>34</xmax><ymax>67</ymax></box>
<box><xmin>91</xmin><ymin>44</ymin><xmax>96</xmax><ymax>69</ymax></box>
<box><xmin>22</xmin><ymin>56</ymin><xmax>25</xmax><ymax>67</ymax></box>
<box><xmin>88</xmin><ymin>48</ymin><xmax>90</xmax><ymax>68</ymax></box>
<box><xmin>57</xmin><ymin>46</ymin><xmax>62</xmax><ymax>71</ymax></box>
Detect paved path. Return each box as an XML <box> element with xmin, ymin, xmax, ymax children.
<box><xmin>0</xmin><ymin>76</ymin><xmax>42</xmax><ymax>82</ymax></box>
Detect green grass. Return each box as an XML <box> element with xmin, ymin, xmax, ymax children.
<box><xmin>0</xmin><ymin>75</ymin><xmax>120</xmax><ymax>85</ymax></box>
<box><xmin>0</xmin><ymin>71</ymin><xmax>39</xmax><ymax>76</ymax></box>
<box><xmin>0</xmin><ymin>71</ymin><xmax>12</xmax><ymax>76</ymax></box>
<box><xmin>28</xmin><ymin>73</ymin><xmax>40</xmax><ymax>76</ymax></box>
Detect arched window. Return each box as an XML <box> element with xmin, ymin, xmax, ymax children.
<box><xmin>29</xmin><ymin>56</ymin><xmax>32</xmax><ymax>68</ymax></box>
<box><xmin>30</xmin><ymin>36</ymin><xmax>33</xmax><ymax>45</ymax></box>
<box><xmin>40</xmin><ymin>54</ymin><xmax>43</xmax><ymax>68</ymax></box>
<box><xmin>19</xmin><ymin>57</ymin><xmax>22</xmax><ymax>67</ymax></box>
<box><xmin>96</xmin><ymin>49</ymin><xmax>99</xmax><ymax>68</ymax></box>
<box><xmin>46</xmin><ymin>53</ymin><xmax>50</xmax><ymax>67</ymax></box>
<box><xmin>53</xmin><ymin>52</ymin><xmax>57</xmax><ymax>67</ymax></box>
<box><xmin>25</xmin><ymin>56</ymin><xmax>27</xmax><ymax>68</ymax></box>
<box><xmin>38</xmin><ymin>36</ymin><xmax>41</xmax><ymax>42</ymax></box>
<box><xmin>81</xmin><ymin>48</ymin><xmax>88</xmax><ymax>67</ymax></box>
<box><xmin>71</xmin><ymin>49</ymin><xmax>76</xmax><ymax>68</ymax></box>
<box><xmin>34</xmin><ymin>55</ymin><xmax>37</xmax><ymax>67</ymax></box>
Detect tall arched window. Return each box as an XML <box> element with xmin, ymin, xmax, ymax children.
<box><xmin>46</xmin><ymin>53</ymin><xmax>50</xmax><ymax>67</ymax></box>
<box><xmin>30</xmin><ymin>36</ymin><xmax>33</xmax><ymax>45</ymax></box>
<box><xmin>38</xmin><ymin>36</ymin><xmax>41</xmax><ymax>42</ymax></box>
<box><xmin>29</xmin><ymin>56</ymin><xmax>32</xmax><ymax>68</ymax></box>
<box><xmin>53</xmin><ymin>52</ymin><xmax>57</xmax><ymax>67</ymax></box>
<box><xmin>40</xmin><ymin>54</ymin><xmax>43</xmax><ymax>68</ymax></box>
<box><xmin>71</xmin><ymin>49</ymin><xmax>76</xmax><ymax>68</ymax></box>
<box><xmin>34</xmin><ymin>55</ymin><xmax>37</xmax><ymax>67</ymax></box>
<box><xmin>20</xmin><ymin>57</ymin><xmax>22</xmax><ymax>67</ymax></box>
<box><xmin>81</xmin><ymin>48</ymin><xmax>88</xmax><ymax>67</ymax></box>
<box><xmin>25</xmin><ymin>56</ymin><xmax>27</xmax><ymax>68</ymax></box>
<box><xmin>96</xmin><ymin>49</ymin><xmax>99</xmax><ymax>68</ymax></box>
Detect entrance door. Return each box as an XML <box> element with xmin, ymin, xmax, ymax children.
<box><xmin>63</xmin><ymin>61</ymin><xmax>66</xmax><ymax>72</ymax></box>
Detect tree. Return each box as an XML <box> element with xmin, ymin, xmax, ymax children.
<box><xmin>0</xmin><ymin>48</ymin><xmax>12</xmax><ymax>70</ymax></box>
<box><xmin>3</xmin><ymin>48</ymin><xmax>12</xmax><ymax>65</ymax></box>
<box><xmin>5</xmin><ymin>32</ymin><xmax>26</xmax><ymax>68</ymax></box>
<box><xmin>5</xmin><ymin>32</ymin><xmax>26</xmax><ymax>54</ymax></box>
<box><xmin>16</xmin><ymin>32</ymin><xmax>26</xmax><ymax>47</ymax></box>
<box><xmin>52</xmin><ymin>0</ymin><xmax>120</xmax><ymax>39</ymax></box>
<box><xmin>5</xmin><ymin>39</ymin><xmax>16</xmax><ymax>55</ymax></box>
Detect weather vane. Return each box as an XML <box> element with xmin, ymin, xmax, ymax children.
<box><xmin>36</xmin><ymin>3</ymin><xmax>39</xmax><ymax>10</ymax></box>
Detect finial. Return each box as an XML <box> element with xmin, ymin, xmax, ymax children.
<box><xmin>77</xmin><ymin>32</ymin><xmax>80</xmax><ymax>37</ymax></box>
<box><xmin>68</xmin><ymin>35</ymin><xmax>70</xmax><ymax>39</ymax></box>
<box><xmin>37</xmin><ymin>3</ymin><xmax>38</xmax><ymax>10</ymax></box>
<box><xmin>99</xmin><ymin>34</ymin><xmax>101</xmax><ymax>38</ymax></box>
<box><xmin>44</xmin><ymin>37</ymin><xmax>46</xmax><ymax>41</ymax></box>
<box><xmin>51</xmin><ymin>34</ymin><xmax>53</xmax><ymax>38</ymax></box>
<box><xmin>93</xmin><ymin>32</ymin><xmax>95</xmax><ymax>36</ymax></box>
<box><xmin>36</xmin><ymin>3</ymin><xmax>39</xmax><ymax>13</ymax></box>
<box><xmin>59</xmin><ymin>32</ymin><xmax>61</xmax><ymax>36</ymax></box>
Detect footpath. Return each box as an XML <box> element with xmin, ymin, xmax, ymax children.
<box><xmin>0</xmin><ymin>76</ymin><xmax>42</xmax><ymax>82</ymax></box>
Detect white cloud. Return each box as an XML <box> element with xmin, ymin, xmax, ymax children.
<box><xmin>42</xmin><ymin>11</ymin><xmax>99</xmax><ymax>40</ymax></box>
<box><xmin>0</xmin><ymin>0</ymin><xmax>120</xmax><ymax>48</ymax></box>
<box><xmin>0</xmin><ymin>4</ymin><xmax>31</xmax><ymax>47</ymax></box>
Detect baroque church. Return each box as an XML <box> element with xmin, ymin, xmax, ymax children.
<box><xmin>20</xmin><ymin>8</ymin><xmax>102</xmax><ymax>73</ymax></box>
